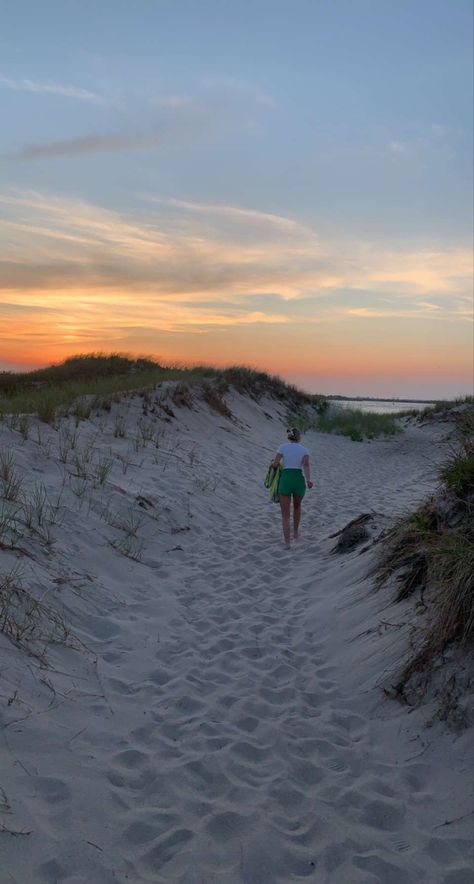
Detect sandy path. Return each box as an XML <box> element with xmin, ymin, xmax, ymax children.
<box><xmin>1</xmin><ymin>403</ymin><xmax>472</xmax><ymax>884</ymax></box>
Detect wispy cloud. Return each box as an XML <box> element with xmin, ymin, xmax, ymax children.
<box><xmin>0</xmin><ymin>190</ymin><xmax>471</xmax><ymax>334</ymax></box>
<box><xmin>344</xmin><ymin>305</ymin><xmax>448</xmax><ymax>320</ymax></box>
<box><xmin>156</xmin><ymin>197</ymin><xmax>308</xmax><ymax>234</ymax></box>
<box><xmin>1</xmin><ymin>190</ymin><xmax>471</xmax><ymax>387</ymax></box>
<box><xmin>3</xmin><ymin>73</ymin><xmax>275</xmax><ymax>161</ymax></box>
<box><xmin>6</xmin><ymin>132</ymin><xmax>167</xmax><ymax>160</ymax></box>
<box><xmin>0</xmin><ymin>74</ymin><xmax>101</xmax><ymax>102</ymax></box>
<box><xmin>5</xmin><ymin>101</ymin><xmax>211</xmax><ymax>160</ymax></box>
<box><xmin>0</xmin><ymin>300</ymin><xmax>59</xmax><ymax>314</ymax></box>
<box><xmin>387</xmin><ymin>123</ymin><xmax>452</xmax><ymax>158</ymax></box>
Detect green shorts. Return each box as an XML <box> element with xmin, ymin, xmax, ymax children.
<box><xmin>278</xmin><ymin>469</ymin><xmax>306</xmax><ymax>497</ymax></box>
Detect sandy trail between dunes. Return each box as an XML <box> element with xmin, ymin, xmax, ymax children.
<box><xmin>0</xmin><ymin>396</ymin><xmax>472</xmax><ymax>884</ymax></box>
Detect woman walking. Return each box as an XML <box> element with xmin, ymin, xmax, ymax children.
<box><xmin>272</xmin><ymin>427</ymin><xmax>313</xmax><ymax>549</ymax></box>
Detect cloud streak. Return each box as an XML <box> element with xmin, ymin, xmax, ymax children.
<box><xmin>0</xmin><ymin>188</ymin><xmax>471</xmax><ymax>380</ymax></box>
<box><xmin>0</xmin><ymin>74</ymin><xmax>101</xmax><ymax>102</ymax></box>
<box><xmin>3</xmin><ymin>72</ymin><xmax>278</xmax><ymax>161</ymax></box>
<box><xmin>6</xmin><ymin>132</ymin><xmax>169</xmax><ymax>160</ymax></box>
<box><xmin>5</xmin><ymin>119</ymin><xmax>214</xmax><ymax>161</ymax></box>
<box><xmin>159</xmin><ymin>197</ymin><xmax>308</xmax><ymax>235</ymax></box>
<box><xmin>4</xmin><ymin>97</ymin><xmax>213</xmax><ymax>160</ymax></box>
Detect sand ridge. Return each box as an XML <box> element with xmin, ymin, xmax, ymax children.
<box><xmin>0</xmin><ymin>389</ymin><xmax>472</xmax><ymax>883</ymax></box>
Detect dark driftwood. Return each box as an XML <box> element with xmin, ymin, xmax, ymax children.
<box><xmin>330</xmin><ymin>514</ymin><xmax>373</xmax><ymax>553</ymax></box>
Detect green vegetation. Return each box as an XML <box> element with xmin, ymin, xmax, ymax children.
<box><xmin>397</xmin><ymin>395</ymin><xmax>474</xmax><ymax>419</ymax></box>
<box><xmin>317</xmin><ymin>406</ymin><xmax>401</xmax><ymax>441</ymax></box>
<box><xmin>0</xmin><ymin>354</ymin><xmax>212</xmax><ymax>422</ymax></box>
<box><xmin>442</xmin><ymin>450</ymin><xmax>474</xmax><ymax>497</ymax></box>
<box><xmin>427</xmin><ymin>395</ymin><xmax>473</xmax><ymax>414</ymax></box>
<box><xmin>375</xmin><ymin>407</ymin><xmax>474</xmax><ymax>698</ymax></box>
<box><xmin>378</xmin><ymin>522</ymin><xmax>473</xmax><ymax>684</ymax></box>
<box><xmin>408</xmin><ymin>506</ymin><xmax>439</xmax><ymax>536</ymax></box>
<box><xmin>0</xmin><ymin>353</ymin><xmax>323</xmax><ymax>423</ymax></box>
<box><xmin>287</xmin><ymin>398</ymin><xmax>328</xmax><ymax>435</ymax></box>
<box><xmin>220</xmin><ymin>365</ymin><xmax>325</xmax><ymax>409</ymax></box>
<box><xmin>441</xmin><ymin>417</ymin><xmax>474</xmax><ymax>497</ymax></box>
<box><xmin>287</xmin><ymin>402</ymin><xmax>400</xmax><ymax>441</ymax></box>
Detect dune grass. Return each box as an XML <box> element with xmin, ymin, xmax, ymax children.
<box><xmin>0</xmin><ymin>355</ymin><xmax>213</xmax><ymax>422</ymax></box>
<box><xmin>0</xmin><ymin>564</ymin><xmax>72</xmax><ymax>658</ymax></box>
<box><xmin>317</xmin><ymin>406</ymin><xmax>401</xmax><ymax>441</ymax></box>
<box><xmin>427</xmin><ymin>395</ymin><xmax>474</xmax><ymax>413</ymax></box>
<box><xmin>379</xmin><ymin>523</ymin><xmax>474</xmax><ymax>695</ymax></box>
<box><xmin>0</xmin><ymin>353</ymin><xmax>418</xmax><ymax>441</ymax></box>
<box><xmin>441</xmin><ymin>413</ymin><xmax>474</xmax><ymax>498</ymax></box>
<box><xmin>0</xmin><ymin>354</ymin><xmax>322</xmax><ymax>422</ymax></box>
<box><xmin>375</xmin><ymin>408</ymin><xmax>474</xmax><ymax>694</ymax></box>
<box><xmin>286</xmin><ymin>402</ymin><xmax>400</xmax><ymax>441</ymax></box>
<box><xmin>397</xmin><ymin>395</ymin><xmax>474</xmax><ymax>419</ymax></box>
<box><xmin>220</xmin><ymin>365</ymin><xmax>325</xmax><ymax>409</ymax></box>
<box><xmin>442</xmin><ymin>449</ymin><xmax>474</xmax><ymax>498</ymax></box>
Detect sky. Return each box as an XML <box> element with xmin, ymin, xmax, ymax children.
<box><xmin>0</xmin><ymin>0</ymin><xmax>472</xmax><ymax>398</ymax></box>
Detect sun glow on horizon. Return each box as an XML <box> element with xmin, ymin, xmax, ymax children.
<box><xmin>1</xmin><ymin>189</ymin><xmax>472</xmax><ymax>398</ymax></box>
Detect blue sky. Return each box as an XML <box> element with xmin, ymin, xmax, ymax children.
<box><xmin>1</xmin><ymin>0</ymin><xmax>472</xmax><ymax>396</ymax></box>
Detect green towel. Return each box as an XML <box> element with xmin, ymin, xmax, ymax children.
<box><xmin>264</xmin><ymin>463</ymin><xmax>282</xmax><ymax>503</ymax></box>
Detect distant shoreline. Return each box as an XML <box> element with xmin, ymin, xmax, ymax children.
<box><xmin>327</xmin><ymin>396</ymin><xmax>436</xmax><ymax>404</ymax></box>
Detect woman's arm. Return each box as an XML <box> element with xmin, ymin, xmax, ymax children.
<box><xmin>302</xmin><ymin>454</ymin><xmax>313</xmax><ymax>488</ymax></box>
<box><xmin>272</xmin><ymin>452</ymin><xmax>283</xmax><ymax>469</ymax></box>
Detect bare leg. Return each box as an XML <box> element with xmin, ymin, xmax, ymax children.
<box><xmin>279</xmin><ymin>495</ymin><xmax>291</xmax><ymax>548</ymax></box>
<box><xmin>293</xmin><ymin>495</ymin><xmax>303</xmax><ymax>539</ymax></box>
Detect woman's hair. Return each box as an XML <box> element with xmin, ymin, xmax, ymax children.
<box><xmin>287</xmin><ymin>426</ymin><xmax>301</xmax><ymax>442</ymax></box>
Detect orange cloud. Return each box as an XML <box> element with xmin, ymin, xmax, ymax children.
<box><xmin>1</xmin><ymin>190</ymin><xmax>472</xmax><ymax>391</ymax></box>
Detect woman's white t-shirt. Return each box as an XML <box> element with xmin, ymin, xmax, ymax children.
<box><xmin>277</xmin><ymin>442</ymin><xmax>309</xmax><ymax>469</ymax></box>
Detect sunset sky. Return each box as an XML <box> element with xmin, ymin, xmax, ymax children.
<box><xmin>1</xmin><ymin>0</ymin><xmax>472</xmax><ymax>398</ymax></box>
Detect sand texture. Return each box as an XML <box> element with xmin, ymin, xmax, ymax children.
<box><xmin>0</xmin><ymin>388</ymin><xmax>472</xmax><ymax>883</ymax></box>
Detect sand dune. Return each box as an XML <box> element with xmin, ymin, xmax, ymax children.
<box><xmin>0</xmin><ymin>387</ymin><xmax>472</xmax><ymax>883</ymax></box>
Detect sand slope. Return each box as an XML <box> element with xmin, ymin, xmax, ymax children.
<box><xmin>0</xmin><ymin>388</ymin><xmax>472</xmax><ymax>883</ymax></box>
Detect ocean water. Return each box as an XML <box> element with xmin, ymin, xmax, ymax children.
<box><xmin>331</xmin><ymin>400</ymin><xmax>435</xmax><ymax>415</ymax></box>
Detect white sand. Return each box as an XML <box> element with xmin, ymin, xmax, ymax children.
<box><xmin>0</xmin><ymin>387</ymin><xmax>472</xmax><ymax>883</ymax></box>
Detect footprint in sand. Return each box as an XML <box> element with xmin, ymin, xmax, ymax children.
<box><xmin>33</xmin><ymin>776</ymin><xmax>71</xmax><ymax>803</ymax></box>
<box><xmin>360</xmin><ymin>798</ymin><xmax>406</xmax><ymax>831</ymax></box>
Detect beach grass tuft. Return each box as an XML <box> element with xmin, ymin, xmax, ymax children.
<box><xmin>441</xmin><ymin>421</ymin><xmax>474</xmax><ymax>498</ymax></box>
<box><xmin>0</xmin><ymin>564</ymin><xmax>71</xmax><ymax>657</ymax></box>
<box><xmin>0</xmin><ymin>453</ymin><xmax>23</xmax><ymax>502</ymax></box>
<box><xmin>201</xmin><ymin>381</ymin><xmax>234</xmax><ymax>418</ymax></box>
<box><xmin>374</xmin><ymin>405</ymin><xmax>474</xmax><ymax>693</ymax></box>
<box><xmin>317</xmin><ymin>406</ymin><xmax>402</xmax><ymax>441</ymax></box>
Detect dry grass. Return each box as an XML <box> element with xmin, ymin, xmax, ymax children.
<box><xmin>171</xmin><ymin>382</ymin><xmax>194</xmax><ymax>409</ymax></box>
<box><xmin>201</xmin><ymin>381</ymin><xmax>233</xmax><ymax>418</ymax></box>
<box><xmin>375</xmin><ymin>503</ymin><xmax>436</xmax><ymax>601</ymax></box>
<box><xmin>427</xmin><ymin>529</ymin><xmax>474</xmax><ymax>644</ymax></box>
<box><xmin>0</xmin><ymin>565</ymin><xmax>71</xmax><ymax>658</ymax></box>
<box><xmin>374</xmin><ymin>410</ymin><xmax>474</xmax><ymax>696</ymax></box>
